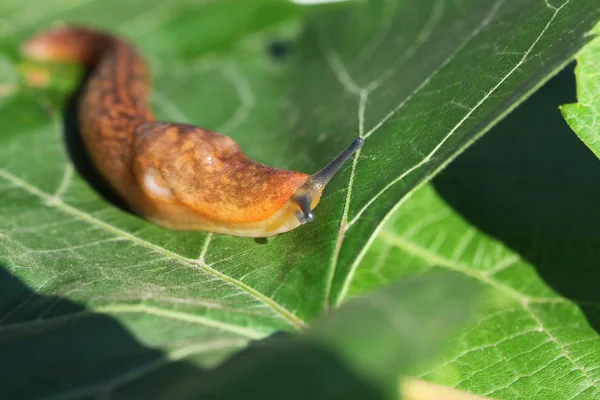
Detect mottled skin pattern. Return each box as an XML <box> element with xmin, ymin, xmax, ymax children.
<box><xmin>23</xmin><ymin>26</ymin><xmax>315</xmax><ymax>237</ymax></box>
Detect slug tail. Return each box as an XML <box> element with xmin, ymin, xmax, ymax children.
<box><xmin>21</xmin><ymin>25</ymin><xmax>110</xmax><ymax>66</ymax></box>
<box><xmin>22</xmin><ymin>25</ymin><xmax>154</xmax><ymax>209</ymax></box>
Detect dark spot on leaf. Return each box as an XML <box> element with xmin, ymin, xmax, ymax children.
<box><xmin>267</xmin><ymin>39</ymin><xmax>291</xmax><ymax>61</ymax></box>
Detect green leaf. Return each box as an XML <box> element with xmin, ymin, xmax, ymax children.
<box><xmin>1</xmin><ymin>0</ymin><xmax>599</xmax><ymax>397</ymax></box>
<box><xmin>109</xmin><ymin>271</ymin><xmax>481</xmax><ymax>400</ymax></box>
<box><xmin>560</xmin><ymin>23</ymin><xmax>600</xmax><ymax>159</ymax></box>
<box><xmin>352</xmin><ymin>67</ymin><xmax>600</xmax><ymax>399</ymax></box>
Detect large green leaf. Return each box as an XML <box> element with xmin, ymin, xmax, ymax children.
<box><xmin>560</xmin><ymin>23</ymin><xmax>600</xmax><ymax>159</ymax></box>
<box><xmin>353</xmin><ymin>67</ymin><xmax>600</xmax><ymax>399</ymax></box>
<box><xmin>1</xmin><ymin>0</ymin><xmax>599</xmax><ymax>396</ymax></box>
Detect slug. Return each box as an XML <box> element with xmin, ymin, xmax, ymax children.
<box><xmin>22</xmin><ymin>26</ymin><xmax>363</xmax><ymax>237</ymax></box>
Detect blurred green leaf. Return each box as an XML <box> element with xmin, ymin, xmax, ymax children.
<box><xmin>560</xmin><ymin>23</ymin><xmax>600</xmax><ymax>159</ymax></box>
<box><xmin>353</xmin><ymin>67</ymin><xmax>600</xmax><ymax>399</ymax></box>
<box><xmin>1</xmin><ymin>0</ymin><xmax>599</xmax><ymax>397</ymax></box>
<box><xmin>111</xmin><ymin>270</ymin><xmax>480</xmax><ymax>400</ymax></box>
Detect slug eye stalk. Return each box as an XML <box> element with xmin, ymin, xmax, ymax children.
<box><xmin>294</xmin><ymin>192</ymin><xmax>315</xmax><ymax>224</ymax></box>
<box><xmin>293</xmin><ymin>137</ymin><xmax>364</xmax><ymax>224</ymax></box>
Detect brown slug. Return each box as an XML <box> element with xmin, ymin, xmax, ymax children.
<box><xmin>22</xmin><ymin>26</ymin><xmax>363</xmax><ymax>237</ymax></box>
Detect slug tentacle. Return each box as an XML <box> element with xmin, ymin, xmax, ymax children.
<box><xmin>294</xmin><ymin>192</ymin><xmax>315</xmax><ymax>224</ymax></box>
<box><xmin>22</xmin><ymin>25</ymin><xmax>362</xmax><ymax>237</ymax></box>
<box><xmin>305</xmin><ymin>137</ymin><xmax>365</xmax><ymax>192</ymax></box>
<box><xmin>292</xmin><ymin>137</ymin><xmax>364</xmax><ymax>224</ymax></box>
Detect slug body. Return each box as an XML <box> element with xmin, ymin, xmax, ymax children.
<box><xmin>23</xmin><ymin>26</ymin><xmax>363</xmax><ymax>237</ymax></box>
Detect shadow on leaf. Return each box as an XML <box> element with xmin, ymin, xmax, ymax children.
<box><xmin>433</xmin><ymin>65</ymin><xmax>600</xmax><ymax>333</ymax></box>
<box><xmin>113</xmin><ymin>332</ymin><xmax>384</xmax><ymax>400</ymax></box>
<box><xmin>0</xmin><ymin>266</ymin><xmax>384</xmax><ymax>399</ymax></box>
<box><xmin>0</xmin><ymin>266</ymin><xmax>170</xmax><ymax>398</ymax></box>
<box><xmin>62</xmin><ymin>69</ymin><xmax>131</xmax><ymax>214</ymax></box>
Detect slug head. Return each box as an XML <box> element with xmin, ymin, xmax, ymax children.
<box><xmin>133</xmin><ymin>124</ymin><xmax>363</xmax><ymax>237</ymax></box>
<box><xmin>290</xmin><ymin>137</ymin><xmax>364</xmax><ymax>225</ymax></box>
